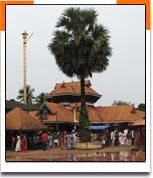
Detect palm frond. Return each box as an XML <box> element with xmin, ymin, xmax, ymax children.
<box><xmin>48</xmin><ymin>7</ymin><xmax>112</xmax><ymax>79</ymax></box>
<box><xmin>16</xmin><ymin>85</ymin><xmax>35</xmax><ymax>105</ymax></box>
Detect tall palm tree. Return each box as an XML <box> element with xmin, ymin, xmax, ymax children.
<box><xmin>48</xmin><ymin>7</ymin><xmax>112</xmax><ymax>140</ymax></box>
<box><xmin>34</xmin><ymin>92</ymin><xmax>46</xmax><ymax>106</ymax></box>
<box><xmin>17</xmin><ymin>85</ymin><xmax>35</xmax><ymax>105</ymax></box>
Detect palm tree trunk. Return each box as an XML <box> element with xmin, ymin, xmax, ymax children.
<box><xmin>79</xmin><ymin>77</ymin><xmax>91</xmax><ymax>142</ymax></box>
<box><xmin>80</xmin><ymin>77</ymin><xmax>86</xmax><ymax>113</ymax></box>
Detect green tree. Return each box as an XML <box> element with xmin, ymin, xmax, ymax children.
<box><xmin>137</xmin><ymin>103</ymin><xmax>145</xmax><ymax>112</ymax></box>
<box><xmin>48</xmin><ymin>7</ymin><xmax>112</xmax><ymax>141</ymax></box>
<box><xmin>17</xmin><ymin>85</ymin><xmax>35</xmax><ymax>105</ymax></box>
<box><xmin>112</xmin><ymin>100</ymin><xmax>131</xmax><ymax>106</ymax></box>
<box><xmin>34</xmin><ymin>92</ymin><xmax>46</xmax><ymax>106</ymax></box>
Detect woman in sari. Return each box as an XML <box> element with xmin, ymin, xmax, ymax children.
<box><xmin>59</xmin><ymin>132</ymin><xmax>65</xmax><ymax>149</ymax></box>
<box><xmin>21</xmin><ymin>134</ymin><xmax>28</xmax><ymax>152</ymax></box>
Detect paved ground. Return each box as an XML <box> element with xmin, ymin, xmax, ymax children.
<box><xmin>6</xmin><ymin>145</ymin><xmax>145</xmax><ymax>162</ymax></box>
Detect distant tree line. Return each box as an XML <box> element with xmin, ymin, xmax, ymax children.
<box><xmin>112</xmin><ymin>100</ymin><xmax>145</xmax><ymax>112</ymax></box>
<box><xmin>112</xmin><ymin>100</ymin><xmax>131</xmax><ymax>106</ymax></box>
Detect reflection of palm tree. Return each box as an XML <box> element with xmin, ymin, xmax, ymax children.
<box><xmin>17</xmin><ymin>85</ymin><xmax>35</xmax><ymax>105</ymax></box>
<box><xmin>48</xmin><ymin>8</ymin><xmax>112</xmax><ymax>141</ymax></box>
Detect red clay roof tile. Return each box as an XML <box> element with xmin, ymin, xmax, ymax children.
<box><xmin>96</xmin><ymin>105</ymin><xmax>145</xmax><ymax>123</ymax></box>
<box><xmin>131</xmin><ymin>119</ymin><xmax>145</xmax><ymax>126</ymax></box>
<box><xmin>43</xmin><ymin>102</ymin><xmax>74</xmax><ymax>123</ymax></box>
<box><xmin>6</xmin><ymin>107</ymin><xmax>47</xmax><ymax>131</ymax></box>
<box><xmin>46</xmin><ymin>80</ymin><xmax>101</xmax><ymax>97</ymax></box>
<box><xmin>40</xmin><ymin>103</ymin><xmax>145</xmax><ymax>124</ymax></box>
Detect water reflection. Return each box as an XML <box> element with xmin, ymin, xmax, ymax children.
<box><xmin>37</xmin><ymin>151</ymin><xmax>145</xmax><ymax>162</ymax></box>
<box><xmin>51</xmin><ymin>151</ymin><xmax>145</xmax><ymax>162</ymax></box>
<box><xmin>6</xmin><ymin>150</ymin><xmax>145</xmax><ymax>162</ymax></box>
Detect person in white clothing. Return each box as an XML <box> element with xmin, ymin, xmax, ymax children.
<box><xmin>15</xmin><ymin>135</ymin><xmax>21</xmax><ymax>152</ymax></box>
<box><xmin>123</xmin><ymin>129</ymin><xmax>128</xmax><ymax>144</ymax></box>
<box><xmin>111</xmin><ymin>131</ymin><xmax>114</xmax><ymax>145</ymax></box>
<box><xmin>131</xmin><ymin>130</ymin><xmax>134</xmax><ymax>145</ymax></box>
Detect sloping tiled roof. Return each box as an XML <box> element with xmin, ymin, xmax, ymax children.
<box><xmin>6</xmin><ymin>100</ymin><xmax>39</xmax><ymax>111</ymax></box>
<box><xmin>46</xmin><ymin>80</ymin><xmax>101</xmax><ymax>97</ymax></box>
<box><xmin>88</xmin><ymin>106</ymin><xmax>101</xmax><ymax>123</ymax></box>
<box><xmin>96</xmin><ymin>105</ymin><xmax>145</xmax><ymax>123</ymax></box>
<box><xmin>6</xmin><ymin>107</ymin><xmax>47</xmax><ymax>131</ymax></box>
<box><xmin>37</xmin><ymin>103</ymin><xmax>145</xmax><ymax>125</ymax></box>
<box><xmin>131</xmin><ymin>118</ymin><xmax>145</xmax><ymax>126</ymax></box>
<box><xmin>43</xmin><ymin>102</ymin><xmax>74</xmax><ymax>123</ymax></box>
<box><xmin>28</xmin><ymin>111</ymin><xmax>40</xmax><ymax>120</ymax></box>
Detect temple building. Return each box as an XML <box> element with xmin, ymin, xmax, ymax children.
<box><xmin>45</xmin><ymin>80</ymin><xmax>101</xmax><ymax>105</ymax></box>
<box><xmin>31</xmin><ymin>80</ymin><xmax>145</xmax><ymax>131</ymax></box>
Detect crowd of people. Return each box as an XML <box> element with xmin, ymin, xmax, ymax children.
<box><xmin>11</xmin><ymin>130</ymin><xmax>78</xmax><ymax>152</ymax></box>
<box><xmin>11</xmin><ymin>128</ymin><xmax>135</xmax><ymax>152</ymax></box>
<box><xmin>39</xmin><ymin>130</ymin><xmax>78</xmax><ymax>151</ymax></box>
<box><xmin>90</xmin><ymin>128</ymin><xmax>135</xmax><ymax>147</ymax></box>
